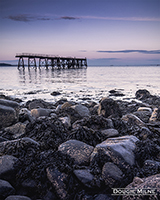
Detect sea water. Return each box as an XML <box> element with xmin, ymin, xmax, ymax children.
<box><xmin>0</xmin><ymin>66</ymin><xmax>160</xmax><ymax>103</ymax></box>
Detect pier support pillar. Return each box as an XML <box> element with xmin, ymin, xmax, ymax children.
<box><xmin>18</xmin><ymin>57</ymin><xmax>24</xmax><ymax>69</ymax></box>
<box><xmin>28</xmin><ymin>57</ymin><xmax>36</xmax><ymax>68</ymax></box>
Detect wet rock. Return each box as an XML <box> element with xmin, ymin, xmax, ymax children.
<box><xmin>0</xmin><ymin>137</ymin><xmax>8</xmax><ymax>143</ymax></box>
<box><xmin>0</xmin><ymin>137</ymin><xmax>40</xmax><ymax>157</ymax></box>
<box><xmin>109</xmin><ymin>90</ymin><xmax>125</xmax><ymax>97</ymax></box>
<box><xmin>101</xmin><ymin>129</ymin><xmax>119</xmax><ymax>138</ymax></box>
<box><xmin>149</xmin><ymin>107</ymin><xmax>160</xmax><ymax>122</ymax></box>
<box><xmin>5</xmin><ymin>195</ymin><xmax>31</xmax><ymax>200</ymax></box>
<box><xmin>137</xmin><ymin>107</ymin><xmax>152</xmax><ymax>114</ymax></box>
<box><xmin>51</xmin><ymin>91</ymin><xmax>61</xmax><ymax>96</ymax></box>
<box><xmin>20</xmin><ymin>178</ymin><xmax>37</xmax><ymax>195</ymax></box>
<box><xmin>98</xmin><ymin>98</ymin><xmax>122</xmax><ymax>118</ymax></box>
<box><xmin>4</xmin><ymin>122</ymin><xmax>26</xmax><ymax>139</ymax></box>
<box><xmin>135</xmin><ymin>89</ymin><xmax>151</xmax><ymax>100</ymax></box>
<box><xmin>30</xmin><ymin>108</ymin><xmax>53</xmax><ymax>118</ymax></box>
<box><xmin>142</xmin><ymin>160</ymin><xmax>160</xmax><ymax>176</ymax></box>
<box><xmin>94</xmin><ymin>194</ymin><xmax>113</xmax><ymax>200</ymax></box>
<box><xmin>46</xmin><ymin>167</ymin><xmax>68</xmax><ymax>200</ymax></box>
<box><xmin>122</xmin><ymin>113</ymin><xmax>145</xmax><ymax>127</ymax></box>
<box><xmin>26</xmin><ymin>99</ymin><xmax>54</xmax><ymax>110</ymax></box>
<box><xmin>72</xmin><ymin>104</ymin><xmax>90</xmax><ymax>118</ymax></box>
<box><xmin>58</xmin><ymin>140</ymin><xmax>94</xmax><ymax>165</ymax></box>
<box><xmin>91</xmin><ymin>136</ymin><xmax>139</xmax><ymax>166</ymax></box>
<box><xmin>0</xmin><ymin>105</ymin><xmax>17</xmax><ymax>128</ymax></box>
<box><xmin>73</xmin><ymin>169</ymin><xmax>94</xmax><ymax>188</ymax></box>
<box><xmin>138</xmin><ymin>127</ymin><xmax>153</xmax><ymax>140</ymax></box>
<box><xmin>102</xmin><ymin>162</ymin><xmax>123</xmax><ymax>187</ymax></box>
<box><xmin>42</xmin><ymin>191</ymin><xmax>56</xmax><ymax>200</ymax></box>
<box><xmin>133</xmin><ymin>110</ymin><xmax>151</xmax><ymax>123</ymax></box>
<box><xmin>123</xmin><ymin>174</ymin><xmax>160</xmax><ymax>200</ymax></box>
<box><xmin>61</xmin><ymin>101</ymin><xmax>74</xmax><ymax>109</ymax></box>
<box><xmin>59</xmin><ymin>116</ymin><xmax>71</xmax><ymax>129</ymax></box>
<box><xmin>0</xmin><ymin>179</ymin><xmax>15</xmax><ymax>199</ymax></box>
<box><xmin>0</xmin><ymin>155</ymin><xmax>18</xmax><ymax>182</ymax></box>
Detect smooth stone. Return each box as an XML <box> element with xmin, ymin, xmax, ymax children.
<box><xmin>61</xmin><ymin>102</ymin><xmax>74</xmax><ymax>109</ymax></box>
<box><xmin>102</xmin><ymin>162</ymin><xmax>123</xmax><ymax>187</ymax></box>
<box><xmin>91</xmin><ymin>136</ymin><xmax>139</xmax><ymax>166</ymax></box>
<box><xmin>72</xmin><ymin>104</ymin><xmax>90</xmax><ymax>117</ymax></box>
<box><xmin>0</xmin><ymin>105</ymin><xmax>17</xmax><ymax>128</ymax></box>
<box><xmin>5</xmin><ymin>195</ymin><xmax>31</xmax><ymax>200</ymax></box>
<box><xmin>58</xmin><ymin>139</ymin><xmax>94</xmax><ymax>165</ymax></box>
<box><xmin>30</xmin><ymin>108</ymin><xmax>53</xmax><ymax>118</ymax></box>
<box><xmin>0</xmin><ymin>155</ymin><xmax>18</xmax><ymax>182</ymax></box>
<box><xmin>0</xmin><ymin>179</ymin><xmax>15</xmax><ymax>199</ymax></box>
<box><xmin>121</xmin><ymin>113</ymin><xmax>145</xmax><ymax>127</ymax></box>
<box><xmin>98</xmin><ymin>97</ymin><xmax>122</xmax><ymax>118</ymax></box>
<box><xmin>73</xmin><ymin>169</ymin><xmax>94</xmax><ymax>188</ymax></box>
<box><xmin>101</xmin><ymin>128</ymin><xmax>119</xmax><ymax>138</ymax></box>
<box><xmin>123</xmin><ymin>174</ymin><xmax>160</xmax><ymax>200</ymax></box>
<box><xmin>137</xmin><ymin>107</ymin><xmax>152</xmax><ymax>114</ymax></box>
<box><xmin>4</xmin><ymin>122</ymin><xmax>26</xmax><ymax>139</ymax></box>
<box><xmin>59</xmin><ymin>116</ymin><xmax>71</xmax><ymax>129</ymax></box>
<box><xmin>46</xmin><ymin>167</ymin><xmax>68</xmax><ymax>200</ymax></box>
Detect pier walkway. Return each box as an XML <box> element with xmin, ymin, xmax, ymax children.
<box><xmin>16</xmin><ymin>53</ymin><xmax>87</xmax><ymax>69</ymax></box>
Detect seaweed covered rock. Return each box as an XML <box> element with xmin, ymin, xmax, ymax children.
<box><xmin>135</xmin><ymin>89</ymin><xmax>151</xmax><ymax>100</ymax></box>
<box><xmin>0</xmin><ymin>179</ymin><xmax>15</xmax><ymax>200</ymax></box>
<box><xmin>5</xmin><ymin>195</ymin><xmax>31</xmax><ymax>200</ymax></box>
<box><xmin>142</xmin><ymin>160</ymin><xmax>160</xmax><ymax>176</ymax></box>
<box><xmin>58</xmin><ymin>140</ymin><xmax>94</xmax><ymax>165</ymax></box>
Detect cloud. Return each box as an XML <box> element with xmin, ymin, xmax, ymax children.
<box><xmin>7</xmin><ymin>14</ymin><xmax>52</xmax><ymax>22</ymax></box>
<box><xmin>97</xmin><ymin>50</ymin><xmax>160</xmax><ymax>54</ymax></box>
<box><xmin>59</xmin><ymin>16</ymin><xmax>80</xmax><ymax>20</ymax></box>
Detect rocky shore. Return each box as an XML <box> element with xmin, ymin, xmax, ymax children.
<box><xmin>0</xmin><ymin>89</ymin><xmax>160</xmax><ymax>200</ymax></box>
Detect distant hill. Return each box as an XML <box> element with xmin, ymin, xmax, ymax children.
<box><xmin>0</xmin><ymin>63</ymin><xmax>13</xmax><ymax>66</ymax></box>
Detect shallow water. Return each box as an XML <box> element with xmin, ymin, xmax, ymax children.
<box><xmin>0</xmin><ymin>66</ymin><xmax>160</xmax><ymax>103</ymax></box>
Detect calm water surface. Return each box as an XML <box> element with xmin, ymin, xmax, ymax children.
<box><xmin>0</xmin><ymin>66</ymin><xmax>160</xmax><ymax>103</ymax></box>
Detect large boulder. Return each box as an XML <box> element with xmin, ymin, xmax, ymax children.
<box><xmin>58</xmin><ymin>140</ymin><xmax>94</xmax><ymax>165</ymax></box>
<box><xmin>91</xmin><ymin>136</ymin><xmax>139</xmax><ymax>167</ymax></box>
<box><xmin>71</xmin><ymin>104</ymin><xmax>90</xmax><ymax>118</ymax></box>
<box><xmin>5</xmin><ymin>195</ymin><xmax>31</xmax><ymax>200</ymax></box>
<box><xmin>135</xmin><ymin>89</ymin><xmax>151</xmax><ymax>100</ymax></box>
<box><xmin>98</xmin><ymin>98</ymin><xmax>122</xmax><ymax>118</ymax></box>
<box><xmin>0</xmin><ymin>179</ymin><xmax>15</xmax><ymax>199</ymax></box>
<box><xmin>123</xmin><ymin>174</ymin><xmax>160</xmax><ymax>200</ymax></box>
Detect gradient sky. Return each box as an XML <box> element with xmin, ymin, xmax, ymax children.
<box><xmin>0</xmin><ymin>0</ymin><xmax>160</xmax><ymax>65</ymax></box>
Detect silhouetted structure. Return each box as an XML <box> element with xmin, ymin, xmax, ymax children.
<box><xmin>16</xmin><ymin>53</ymin><xmax>87</xmax><ymax>69</ymax></box>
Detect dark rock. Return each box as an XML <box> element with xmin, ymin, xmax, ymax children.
<box><xmin>102</xmin><ymin>162</ymin><xmax>123</xmax><ymax>187</ymax></box>
<box><xmin>94</xmin><ymin>194</ymin><xmax>113</xmax><ymax>200</ymax></box>
<box><xmin>5</xmin><ymin>195</ymin><xmax>31</xmax><ymax>200</ymax></box>
<box><xmin>74</xmin><ymin>169</ymin><xmax>94</xmax><ymax>188</ymax></box>
<box><xmin>0</xmin><ymin>137</ymin><xmax>8</xmax><ymax>143</ymax></box>
<box><xmin>122</xmin><ymin>113</ymin><xmax>145</xmax><ymax>127</ymax></box>
<box><xmin>58</xmin><ymin>140</ymin><xmax>94</xmax><ymax>165</ymax></box>
<box><xmin>25</xmin><ymin>99</ymin><xmax>54</xmax><ymax>110</ymax></box>
<box><xmin>0</xmin><ymin>179</ymin><xmax>15</xmax><ymax>199</ymax></box>
<box><xmin>138</xmin><ymin>127</ymin><xmax>153</xmax><ymax>140</ymax></box>
<box><xmin>72</xmin><ymin>104</ymin><xmax>90</xmax><ymax>117</ymax></box>
<box><xmin>101</xmin><ymin>128</ymin><xmax>119</xmax><ymax>138</ymax></box>
<box><xmin>123</xmin><ymin>174</ymin><xmax>160</xmax><ymax>200</ymax></box>
<box><xmin>133</xmin><ymin>110</ymin><xmax>151</xmax><ymax>123</ymax></box>
<box><xmin>51</xmin><ymin>91</ymin><xmax>61</xmax><ymax>96</ymax></box>
<box><xmin>0</xmin><ymin>105</ymin><xmax>17</xmax><ymax>128</ymax></box>
<box><xmin>46</xmin><ymin>167</ymin><xmax>68</xmax><ymax>200</ymax></box>
<box><xmin>109</xmin><ymin>90</ymin><xmax>125</xmax><ymax>97</ymax></box>
<box><xmin>42</xmin><ymin>191</ymin><xmax>56</xmax><ymax>200</ymax></box>
<box><xmin>142</xmin><ymin>160</ymin><xmax>160</xmax><ymax>176</ymax></box>
<box><xmin>0</xmin><ymin>155</ymin><xmax>18</xmax><ymax>182</ymax></box>
<box><xmin>98</xmin><ymin>98</ymin><xmax>122</xmax><ymax>118</ymax></box>
<box><xmin>135</xmin><ymin>89</ymin><xmax>151</xmax><ymax>100</ymax></box>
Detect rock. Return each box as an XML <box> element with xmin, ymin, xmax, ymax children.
<box><xmin>73</xmin><ymin>169</ymin><xmax>94</xmax><ymax>188</ymax></box>
<box><xmin>0</xmin><ymin>137</ymin><xmax>8</xmax><ymax>143</ymax></box>
<box><xmin>0</xmin><ymin>99</ymin><xmax>20</xmax><ymax>118</ymax></box>
<box><xmin>0</xmin><ymin>105</ymin><xmax>17</xmax><ymax>128</ymax></box>
<box><xmin>46</xmin><ymin>167</ymin><xmax>68</xmax><ymax>200</ymax></box>
<box><xmin>72</xmin><ymin>104</ymin><xmax>90</xmax><ymax>118</ymax></box>
<box><xmin>139</xmin><ymin>127</ymin><xmax>152</xmax><ymax>140</ymax></box>
<box><xmin>102</xmin><ymin>162</ymin><xmax>123</xmax><ymax>187</ymax></box>
<box><xmin>91</xmin><ymin>136</ymin><xmax>139</xmax><ymax>166</ymax></box>
<box><xmin>58</xmin><ymin>140</ymin><xmax>94</xmax><ymax>165</ymax></box>
<box><xmin>122</xmin><ymin>113</ymin><xmax>145</xmax><ymax>127</ymax></box>
<box><xmin>51</xmin><ymin>91</ymin><xmax>61</xmax><ymax>96</ymax></box>
<box><xmin>101</xmin><ymin>129</ymin><xmax>119</xmax><ymax>138</ymax></box>
<box><xmin>0</xmin><ymin>179</ymin><xmax>15</xmax><ymax>199</ymax></box>
<box><xmin>0</xmin><ymin>137</ymin><xmax>40</xmax><ymax>156</ymax></box>
<box><xmin>42</xmin><ymin>191</ymin><xmax>56</xmax><ymax>200</ymax></box>
<box><xmin>30</xmin><ymin>108</ymin><xmax>53</xmax><ymax>118</ymax></box>
<box><xmin>98</xmin><ymin>98</ymin><xmax>122</xmax><ymax>118</ymax></box>
<box><xmin>142</xmin><ymin>160</ymin><xmax>160</xmax><ymax>176</ymax></box>
<box><xmin>61</xmin><ymin>102</ymin><xmax>74</xmax><ymax>109</ymax></box>
<box><xmin>94</xmin><ymin>194</ymin><xmax>113</xmax><ymax>200</ymax></box>
<box><xmin>5</xmin><ymin>195</ymin><xmax>31</xmax><ymax>200</ymax></box>
<box><xmin>4</xmin><ymin>122</ymin><xmax>26</xmax><ymax>139</ymax></box>
<box><xmin>55</xmin><ymin>105</ymin><xmax>62</xmax><ymax>113</ymax></box>
<box><xmin>26</xmin><ymin>99</ymin><xmax>54</xmax><ymax>110</ymax></box>
<box><xmin>149</xmin><ymin>107</ymin><xmax>160</xmax><ymax>122</ymax></box>
<box><xmin>133</xmin><ymin>110</ymin><xmax>151</xmax><ymax>123</ymax></box>
<box><xmin>0</xmin><ymin>155</ymin><xmax>18</xmax><ymax>182</ymax></box>
<box><xmin>135</xmin><ymin>89</ymin><xmax>151</xmax><ymax>100</ymax></box>
<box><xmin>21</xmin><ymin>178</ymin><xmax>37</xmax><ymax>194</ymax></box>
<box><xmin>123</xmin><ymin>174</ymin><xmax>160</xmax><ymax>200</ymax></box>
<box><xmin>59</xmin><ymin>116</ymin><xmax>71</xmax><ymax>129</ymax></box>
<box><xmin>109</xmin><ymin>90</ymin><xmax>125</xmax><ymax>97</ymax></box>
<box><xmin>137</xmin><ymin>107</ymin><xmax>152</xmax><ymax>114</ymax></box>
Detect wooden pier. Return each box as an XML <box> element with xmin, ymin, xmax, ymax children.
<box><xmin>16</xmin><ymin>53</ymin><xmax>87</xmax><ymax>69</ymax></box>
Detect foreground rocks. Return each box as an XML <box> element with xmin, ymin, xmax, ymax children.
<box><xmin>0</xmin><ymin>89</ymin><xmax>160</xmax><ymax>200</ymax></box>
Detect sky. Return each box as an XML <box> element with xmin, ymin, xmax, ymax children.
<box><xmin>0</xmin><ymin>0</ymin><xmax>160</xmax><ymax>65</ymax></box>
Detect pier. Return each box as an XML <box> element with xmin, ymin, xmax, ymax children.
<box><xmin>16</xmin><ymin>53</ymin><xmax>87</xmax><ymax>69</ymax></box>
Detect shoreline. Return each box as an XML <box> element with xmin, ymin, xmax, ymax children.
<box><xmin>0</xmin><ymin>89</ymin><xmax>160</xmax><ymax>200</ymax></box>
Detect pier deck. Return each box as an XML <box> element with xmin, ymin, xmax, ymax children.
<box><xmin>16</xmin><ymin>53</ymin><xmax>87</xmax><ymax>69</ymax></box>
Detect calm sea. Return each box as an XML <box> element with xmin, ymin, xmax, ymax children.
<box><xmin>0</xmin><ymin>66</ymin><xmax>160</xmax><ymax>103</ymax></box>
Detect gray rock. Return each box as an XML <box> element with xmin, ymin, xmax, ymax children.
<box><xmin>4</xmin><ymin>122</ymin><xmax>26</xmax><ymax>139</ymax></box>
<box><xmin>0</xmin><ymin>155</ymin><xmax>18</xmax><ymax>182</ymax></box>
<box><xmin>122</xmin><ymin>113</ymin><xmax>145</xmax><ymax>127</ymax></box>
<box><xmin>98</xmin><ymin>97</ymin><xmax>122</xmax><ymax>118</ymax></box>
<box><xmin>0</xmin><ymin>105</ymin><xmax>17</xmax><ymax>128</ymax></box>
<box><xmin>58</xmin><ymin>140</ymin><xmax>94</xmax><ymax>165</ymax></box>
<box><xmin>72</xmin><ymin>104</ymin><xmax>90</xmax><ymax>117</ymax></box>
<box><xmin>73</xmin><ymin>169</ymin><xmax>94</xmax><ymax>188</ymax></box>
<box><xmin>91</xmin><ymin>136</ymin><xmax>139</xmax><ymax>166</ymax></box>
<box><xmin>102</xmin><ymin>162</ymin><xmax>123</xmax><ymax>187</ymax></box>
<box><xmin>101</xmin><ymin>128</ymin><xmax>119</xmax><ymax>138</ymax></box>
<box><xmin>133</xmin><ymin>110</ymin><xmax>151</xmax><ymax>123</ymax></box>
<box><xmin>142</xmin><ymin>160</ymin><xmax>160</xmax><ymax>176</ymax></box>
<box><xmin>46</xmin><ymin>167</ymin><xmax>68</xmax><ymax>200</ymax></box>
<box><xmin>0</xmin><ymin>179</ymin><xmax>15</xmax><ymax>199</ymax></box>
<box><xmin>94</xmin><ymin>194</ymin><xmax>113</xmax><ymax>200</ymax></box>
<box><xmin>5</xmin><ymin>195</ymin><xmax>31</xmax><ymax>200</ymax></box>
<box><xmin>59</xmin><ymin>116</ymin><xmax>71</xmax><ymax>129</ymax></box>
<box><xmin>123</xmin><ymin>174</ymin><xmax>160</xmax><ymax>200</ymax></box>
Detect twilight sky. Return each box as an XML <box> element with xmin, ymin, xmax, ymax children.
<box><xmin>0</xmin><ymin>0</ymin><xmax>160</xmax><ymax>65</ymax></box>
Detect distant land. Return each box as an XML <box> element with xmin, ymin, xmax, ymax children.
<box><xmin>0</xmin><ymin>63</ymin><xmax>17</xmax><ymax>66</ymax></box>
